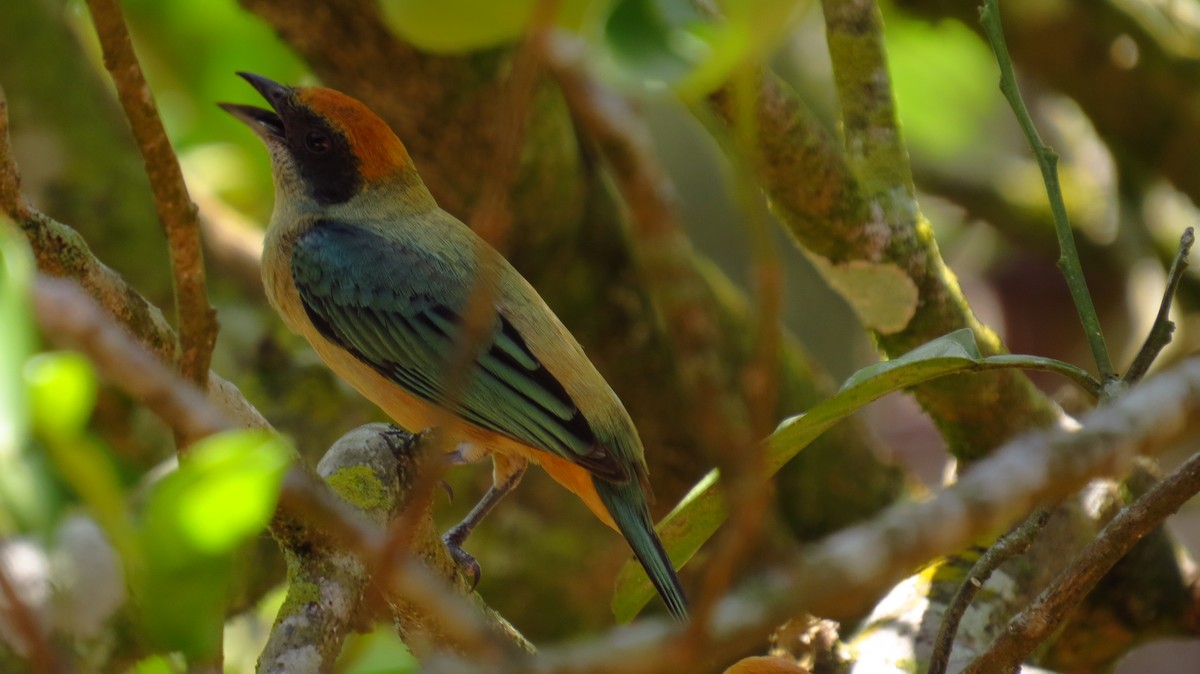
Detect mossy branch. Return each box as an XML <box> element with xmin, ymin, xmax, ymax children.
<box><xmin>704</xmin><ymin>19</ymin><xmax>1060</xmax><ymax>460</ymax></box>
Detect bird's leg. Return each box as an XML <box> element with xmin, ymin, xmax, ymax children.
<box><xmin>443</xmin><ymin>455</ymin><xmax>528</xmax><ymax>590</ymax></box>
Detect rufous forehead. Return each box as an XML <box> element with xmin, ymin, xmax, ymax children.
<box><xmin>296</xmin><ymin>87</ymin><xmax>411</xmax><ymax>181</ymax></box>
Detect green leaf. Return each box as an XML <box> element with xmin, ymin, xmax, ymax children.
<box><xmin>131</xmin><ymin>654</ymin><xmax>179</xmax><ymax>674</ymax></box>
<box><xmin>142</xmin><ymin>430</ymin><xmax>290</xmax><ymax>559</ymax></box>
<box><xmin>137</xmin><ymin>430</ymin><xmax>290</xmax><ymax>656</ymax></box>
<box><xmin>337</xmin><ymin>626</ymin><xmax>419</xmax><ymax>674</ymax></box>
<box><xmin>612</xmin><ymin>329</ymin><xmax>984</xmax><ymax>621</ymax></box>
<box><xmin>139</xmin><ymin>551</ymin><xmax>232</xmax><ymax>658</ymax></box>
<box><xmin>838</xmin><ymin>326</ymin><xmax>979</xmax><ymax>391</ymax></box>
<box><xmin>378</xmin><ymin>0</ymin><xmax>594</xmax><ymax>54</ymax></box>
<box><xmin>0</xmin><ymin>221</ymin><xmax>33</xmax><ymax>458</ymax></box>
<box><xmin>604</xmin><ymin>0</ymin><xmax>712</xmax><ymax>87</ymax></box>
<box><xmin>0</xmin><ymin>225</ymin><xmax>36</xmax><ymax>532</ymax></box>
<box><xmin>601</xmin><ymin>0</ymin><xmax>805</xmax><ymax>97</ymax></box>
<box><xmin>884</xmin><ymin>14</ymin><xmax>999</xmax><ymax>161</ymax></box>
<box><xmin>24</xmin><ymin>351</ymin><xmax>97</xmax><ymax>442</ymax></box>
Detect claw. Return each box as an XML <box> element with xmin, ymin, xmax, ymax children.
<box><xmin>438</xmin><ymin>479</ymin><xmax>454</xmax><ymax>503</ymax></box>
<box><xmin>442</xmin><ymin>528</ymin><xmax>481</xmax><ymax>591</ymax></box>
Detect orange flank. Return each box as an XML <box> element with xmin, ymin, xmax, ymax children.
<box><xmin>534</xmin><ymin>452</ymin><xmax>618</xmax><ymax>530</ymax></box>
<box><xmin>296</xmin><ymin>87</ymin><xmax>412</xmax><ymax>181</ymax></box>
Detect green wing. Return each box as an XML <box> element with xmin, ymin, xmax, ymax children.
<box><xmin>291</xmin><ymin>220</ymin><xmax>627</xmax><ymax>482</ymax></box>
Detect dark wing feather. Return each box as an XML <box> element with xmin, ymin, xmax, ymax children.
<box><xmin>291</xmin><ymin>220</ymin><xmax>628</xmax><ymax>482</ymax></box>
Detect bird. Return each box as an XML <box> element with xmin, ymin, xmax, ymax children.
<box><xmin>220</xmin><ymin>72</ymin><xmax>688</xmax><ymax>622</ymax></box>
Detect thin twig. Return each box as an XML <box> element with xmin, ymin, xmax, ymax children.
<box><xmin>2</xmin><ymin>84</ymin><xmax>260</xmax><ymax>428</ymax></box>
<box><xmin>0</xmin><ymin>548</ymin><xmax>60</xmax><ymax>674</ymax></box>
<box><xmin>1125</xmin><ymin>227</ymin><xmax>1195</xmax><ymax>384</ymax></box>
<box><xmin>84</xmin><ymin>0</ymin><xmax>218</xmax><ymax>390</ymax></box>
<box><xmin>9</xmin><ymin>72</ymin><xmax>522</xmax><ymax>667</ymax></box>
<box><xmin>0</xmin><ymin>84</ymin><xmax>30</xmax><ymax>220</ymax></box>
<box><xmin>33</xmin><ymin>275</ymin><xmax>232</xmax><ymax>441</ymax></box>
<box><xmin>702</xmin><ymin>67</ymin><xmax>780</xmax><ymax>627</ymax></box>
<box><xmin>963</xmin><ymin>444</ymin><xmax>1200</xmax><ymax>674</ymax></box>
<box><xmin>429</xmin><ymin>357</ymin><xmax>1200</xmax><ymax>674</ymax></box>
<box><xmin>543</xmin><ymin>29</ymin><xmax>764</xmax><ymax>625</ymax></box>
<box><xmin>31</xmin><ymin>275</ymin><xmax>526</xmax><ymax>662</ymax></box>
<box><xmin>979</xmin><ymin>0</ymin><xmax>1115</xmax><ymax>388</ymax></box>
<box><xmin>927</xmin><ymin>506</ymin><xmax>1052</xmax><ymax>674</ymax></box>
<box><xmin>375</xmin><ymin>0</ymin><xmax>552</xmax><ymax>593</ymax></box>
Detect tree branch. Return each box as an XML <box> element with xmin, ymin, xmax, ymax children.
<box><xmin>28</xmin><ymin>274</ymin><xmax>529</xmax><ymax>667</ymax></box>
<box><xmin>426</xmin><ymin>356</ymin><xmax>1200</xmax><ymax>674</ymax></box>
<box><xmin>261</xmin><ymin>426</ymin><xmax>532</xmax><ymax>673</ymax></box>
<box><xmin>964</xmin><ymin>444</ymin><xmax>1200</xmax><ymax>673</ymax></box>
<box><xmin>821</xmin><ymin>0</ymin><xmax>917</xmax><ymax>203</ymax></box>
<box><xmin>704</xmin><ymin>64</ymin><xmax>1060</xmax><ymax>461</ymax></box>
<box><xmin>927</xmin><ymin>506</ymin><xmax>1051</xmax><ymax>674</ymax></box>
<box><xmin>235</xmin><ymin>0</ymin><xmax>905</xmax><ymax>545</ymax></box>
<box><xmin>83</xmin><ymin>0</ymin><xmax>218</xmax><ymax>390</ymax></box>
<box><xmin>542</xmin><ymin>30</ymin><xmax>764</xmax><ymax>624</ymax></box>
<box><xmin>0</xmin><ymin>546</ymin><xmax>58</xmax><ymax>674</ymax></box>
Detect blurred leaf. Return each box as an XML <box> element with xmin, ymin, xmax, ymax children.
<box><xmin>142</xmin><ymin>430</ymin><xmax>290</xmax><ymax>559</ymax></box>
<box><xmin>378</xmin><ymin>0</ymin><xmax>595</xmax><ymax>54</ymax></box>
<box><xmin>24</xmin><ymin>348</ymin><xmax>132</xmax><ymax>551</ymax></box>
<box><xmin>139</xmin><ymin>551</ymin><xmax>231</xmax><ymax>658</ymax></box>
<box><xmin>138</xmin><ymin>429</ymin><xmax>290</xmax><ymax>656</ymax></box>
<box><xmin>613</xmin><ymin>329</ymin><xmax>984</xmax><ymax>620</ymax></box>
<box><xmin>602</xmin><ymin>0</ymin><xmax>805</xmax><ymax>97</ymax></box>
<box><xmin>131</xmin><ymin>654</ymin><xmax>178</xmax><ymax>674</ymax></box>
<box><xmin>24</xmin><ymin>351</ymin><xmax>97</xmax><ymax>442</ymax></box>
<box><xmin>380</xmin><ymin>0</ymin><xmax>535</xmax><ymax>52</ymax></box>
<box><xmin>725</xmin><ymin>655</ymin><xmax>809</xmax><ymax>674</ymax></box>
<box><xmin>0</xmin><ymin>223</ymin><xmax>39</xmax><ymax>533</ymax></box>
<box><xmin>884</xmin><ymin>14</ymin><xmax>998</xmax><ymax>160</ymax></box>
<box><xmin>337</xmin><ymin>625</ymin><xmax>419</xmax><ymax>674</ymax></box>
<box><xmin>604</xmin><ymin>0</ymin><xmax>711</xmax><ymax>86</ymax></box>
<box><xmin>0</xmin><ymin>221</ymin><xmax>32</xmax><ymax>453</ymax></box>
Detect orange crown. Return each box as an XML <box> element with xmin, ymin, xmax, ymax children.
<box><xmin>297</xmin><ymin>87</ymin><xmax>412</xmax><ymax>182</ymax></box>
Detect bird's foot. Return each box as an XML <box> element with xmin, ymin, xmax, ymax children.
<box><xmin>411</xmin><ymin>426</ymin><xmax>444</xmax><ymax>452</ymax></box>
<box><xmin>442</xmin><ymin>526</ymin><xmax>481</xmax><ymax>591</ymax></box>
<box><xmin>438</xmin><ymin>479</ymin><xmax>454</xmax><ymax>503</ymax></box>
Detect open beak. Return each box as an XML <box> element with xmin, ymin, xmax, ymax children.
<box><xmin>217</xmin><ymin>72</ymin><xmax>292</xmax><ymax>141</ymax></box>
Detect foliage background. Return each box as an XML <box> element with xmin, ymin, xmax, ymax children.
<box><xmin>3</xmin><ymin>0</ymin><xmax>1200</xmax><ymax>672</ymax></box>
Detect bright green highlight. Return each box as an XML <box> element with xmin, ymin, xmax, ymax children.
<box><xmin>378</xmin><ymin>0</ymin><xmax>594</xmax><ymax>53</ymax></box>
<box><xmin>337</xmin><ymin>625</ymin><xmax>419</xmax><ymax>674</ymax></box>
<box><xmin>25</xmin><ymin>351</ymin><xmax>97</xmax><ymax>442</ymax></box>
<box><xmin>144</xmin><ymin>429</ymin><xmax>290</xmax><ymax>557</ymax></box>
<box><xmin>137</xmin><ymin>429</ymin><xmax>290</xmax><ymax>657</ymax></box>
<box><xmin>885</xmin><ymin>15</ymin><xmax>998</xmax><ymax>160</ymax></box>
<box><xmin>131</xmin><ymin>655</ymin><xmax>177</xmax><ymax>674</ymax></box>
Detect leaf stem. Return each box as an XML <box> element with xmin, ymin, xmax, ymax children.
<box><xmin>976</xmin><ymin>355</ymin><xmax>1102</xmax><ymax>400</ymax></box>
<box><xmin>979</xmin><ymin>0</ymin><xmax>1116</xmax><ymax>388</ymax></box>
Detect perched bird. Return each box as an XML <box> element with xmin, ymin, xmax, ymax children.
<box><xmin>220</xmin><ymin>72</ymin><xmax>687</xmax><ymax>621</ymax></box>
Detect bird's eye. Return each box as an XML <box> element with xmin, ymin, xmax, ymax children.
<box><xmin>305</xmin><ymin>131</ymin><xmax>330</xmax><ymax>154</ymax></box>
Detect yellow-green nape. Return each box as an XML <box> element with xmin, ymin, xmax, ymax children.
<box><xmin>296</xmin><ymin>87</ymin><xmax>412</xmax><ymax>182</ymax></box>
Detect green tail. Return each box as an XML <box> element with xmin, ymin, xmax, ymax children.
<box><xmin>595</xmin><ymin>478</ymin><xmax>688</xmax><ymax>622</ymax></box>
